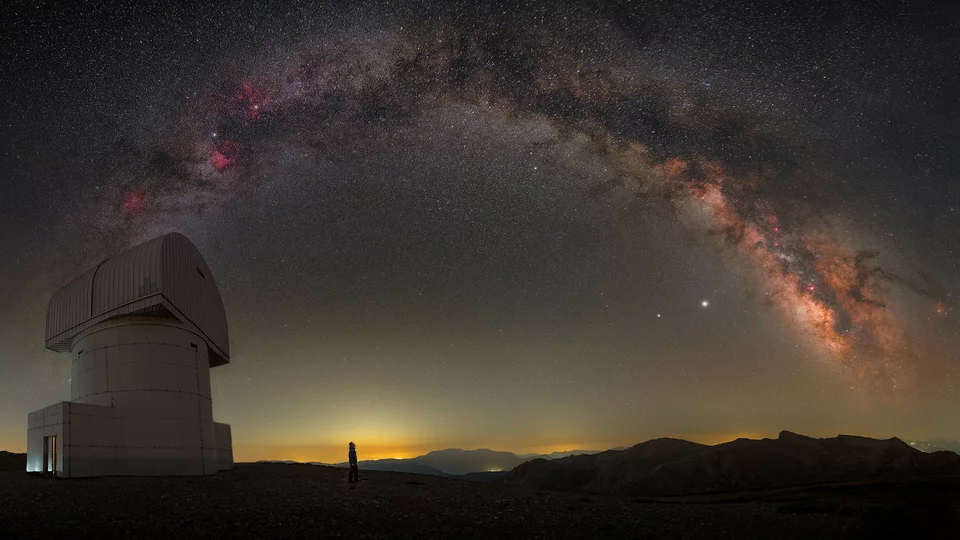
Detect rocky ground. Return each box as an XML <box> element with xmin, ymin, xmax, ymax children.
<box><xmin>1</xmin><ymin>463</ymin><xmax>958</xmax><ymax>539</ymax></box>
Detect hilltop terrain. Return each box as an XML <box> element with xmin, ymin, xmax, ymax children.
<box><xmin>4</xmin><ymin>432</ymin><xmax>960</xmax><ymax>538</ymax></box>
<box><xmin>505</xmin><ymin>431</ymin><xmax>960</xmax><ymax>496</ymax></box>
<box><xmin>2</xmin><ymin>462</ymin><xmax>959</xmax><ymax>539</ymax></box>
<box><xmin>272</xmin><ymin>437</ymin><xmax>960</xmax><ymax>481</ymax></box>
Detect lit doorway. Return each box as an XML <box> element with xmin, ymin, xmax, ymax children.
<box><xmin>42</xmin><ymin>435</ymin><xmax>58</xmax><ymax>476</ymax></box>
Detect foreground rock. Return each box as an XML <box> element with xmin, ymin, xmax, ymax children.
<box><xmin>2</xmin><ymin>462</ymin><xmax>959</xmax><ymax>539</ymax></box>
<box><xmin>504</xmin><ymin>431</ymin><xmax>960</xmax><ymax>496</ymax></box>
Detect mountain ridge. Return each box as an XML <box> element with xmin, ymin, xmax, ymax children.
<box><xmin>254</xmin><ymin>434</ymin><xmax>960</xmax><ymax>478</ymax></box>
<box><xmin>907</xmin><ymin>439</ymin><xmax>960</xmax><ymax>454</ymax></box>
<box><xmin>504</xmin><ymin>431</ymin><xmax>960</xmax><ymax>496</ymax></box>
<box><xmin>316</xmin><ymin>447</ymin><xmax>610</xmax><ymax>476</ymax></box>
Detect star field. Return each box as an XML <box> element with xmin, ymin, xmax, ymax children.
<box><xmin>1</xmin><ymin>0</ymin><xmax>958</xmax><ymax>462</ymax></box>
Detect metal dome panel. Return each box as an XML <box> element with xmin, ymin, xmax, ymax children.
<box><xmin>44</xmin><ymin>233</ymin><xmax>230</xmax><ymax>366</ymax></box>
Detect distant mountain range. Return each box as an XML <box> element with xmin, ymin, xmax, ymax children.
<box><xmin>518</xmin><ymin>449</ymin><xmax>617</xmax><ymax>460</ymax></box>
<box><xmin>256</xmin><ymin>447</ymin><xmax>609</xmax><ymax>478</ymax></box>
<box><xmin>327</xmin><ymin>457</ymin><xmax>449</xmax><ymax>476</ymax></box>
<box><xmin>8</xmin><ymin>432</ymin><xmax>960</xmax><ymax>487</ymax></box>
<box><xmin>256</xmin><ymin>437</ymin><xmax>960</xmax><ymax>481</ymax></box>
<box><xmin>504</xmin><ymin>431</ymin><xmax>960</xmax><ymax>496</ymax></box>
<box><xmin>324</xmin><ymin>448</ymin><xmax>608</xmax><ymax>476</ymax></box>
<box><xmin>908</xmin><ymin>439</ymin><xmax>960</xmax><ymax>454</ymax></box>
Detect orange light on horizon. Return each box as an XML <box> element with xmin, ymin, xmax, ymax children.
<box><xmin>235</xmin><ymin>433</ymin><xmax>798</xmax><ymax>463</ymax></box>
<box><xmin>234</xmin><ymin>442</ymin><xmax>437</xmax><ymax>464</ymax></box>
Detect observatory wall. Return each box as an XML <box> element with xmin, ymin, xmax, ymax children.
<box><xmin>26</xmin><ymin>403</ymin><xmax>66</xmax><ymax>474</ymax></box>
<box><xmin>214</xmin><ymin>422</ymin><xmax>234</xmax><ymax>471</ymax></box>
<box><xmin>58</xmin><ymin>316</ymin><xmax>221</xmax><ymax>476</ymax></box>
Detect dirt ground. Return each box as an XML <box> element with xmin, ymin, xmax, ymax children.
<box><xmin>2</xmin><ymin>463</ymin><xmax>958</xmax><ymax>539</ymax></box>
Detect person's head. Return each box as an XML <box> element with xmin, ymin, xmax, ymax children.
<box><xmin>349</xmin><ymin>441</ymin><xmax>355</xmax><ymax>449</ymax></box>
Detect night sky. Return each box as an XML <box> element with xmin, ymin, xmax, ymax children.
<box><xmin>2</xmin><ymin>0</ymin><xmax>958</xmax><ymax>463</ymax></box>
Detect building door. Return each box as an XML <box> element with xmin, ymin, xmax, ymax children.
<box><xmin>43</xmin><ymin>435</ymin><xmax>57</xmax><ymax>476</ymax></box>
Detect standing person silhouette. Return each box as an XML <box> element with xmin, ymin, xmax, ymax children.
<box><xmin>348</xmin><ymin>442</ymin><xmax>359</xmax><ymax>483</ymax></box>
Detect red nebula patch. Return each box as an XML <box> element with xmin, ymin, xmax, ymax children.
<box><xmin>210</xmin><ymin>139</ymin><xmax>241</xmax><ymax>171</ymax></box>
<box><xmin>237</xmin><ymin>81</ymin><xmax>270</xmax><ymax>121</ymax></box>
<box><xmin>662</xmin><ymin>158</ymin><xmax>688</xmax><ymax>180</ymax></box>
<box><xmin>122</xmin><ymin>191</ymin><xmax>145</xmax><ymax>213</ymax></box>
<box><xmin>210</xmin><ymin>150</ymin><xmax>234</xmax><ymax>170</ymax></box>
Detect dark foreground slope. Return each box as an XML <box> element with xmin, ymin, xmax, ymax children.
<box><xmin>2</xmin><ymin>463</ymin><xmax>959</xmax><ymax>539</ymax></box>
<box><xmin>505</xmin><ymin>431</ymin><xmax>960</xmax><ymax>496</ymax></box>
<box><xmin>0</xmin><ymin>451</ymin><xmax>26</xmax><ymax>472</ymax></box>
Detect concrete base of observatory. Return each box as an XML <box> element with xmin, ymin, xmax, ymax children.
<box><xmin>27</xmin><ymin>403</ymin><xmax>233</xmax><ymax>477</ymax></box>
<box><xmin>26</xmin><ymin>316</ymin><xmax>233</xmax><ymax>477</ymax></box>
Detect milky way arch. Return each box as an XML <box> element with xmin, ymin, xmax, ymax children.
<box><xmin>86</xmin><ymin>14</ymin><xmax>945</xmax><ymax>393</ymax></box>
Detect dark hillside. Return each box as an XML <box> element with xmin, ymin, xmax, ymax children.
<box><xmin>0</xmin><ymin>452</ymin><xmax>25</xmax><ymax>472</ymax></box>
<box><xmin>506</xmin><ymin>432</ymin><xmax>960</xmax><ymax>496</ymax></box>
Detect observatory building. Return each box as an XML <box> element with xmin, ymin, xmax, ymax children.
<box><xmin>26</xmin><ymin>232</ymin><xmax>233</xmax><ymax>477</ymax></box>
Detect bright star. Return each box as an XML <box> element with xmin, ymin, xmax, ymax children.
<box><xmin>701</xmin><ymin>300</ymin><xmax>709</xmax><ymax>308</ymax></box>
